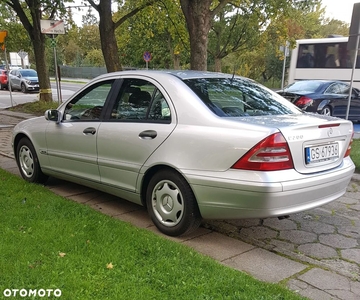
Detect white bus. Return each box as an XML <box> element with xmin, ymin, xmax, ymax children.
<box><xmin>288</xmin><ymin>36</ymin><xmax>360</xmax><ymax>88</ymax></box>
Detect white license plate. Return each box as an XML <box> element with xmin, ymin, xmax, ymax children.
<box><xmin>305</xmin><ymin>143</ymin><xmax>339</xmax><ymax>164</ymax></box>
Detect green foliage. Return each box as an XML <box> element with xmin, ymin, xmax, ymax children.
<box><xmin>351</xmin><ymin>139</ymin><xmax>360</xmax><ymax>173</ymax></box>
<box><xmin>0</xmin><ymin>168</ymin><xmax>305</xmax><ymax>300</ymax></box>
<box><xmin>115</xmin><ymin>0</ymin><xmax>189</xmax><ymax>69</ymax></box>
<box><xmin>83</xmin><ymin>49</ymin><xmax>105</xmax><ymax>67</ymax></box>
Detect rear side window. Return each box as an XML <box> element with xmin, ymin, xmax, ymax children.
<box><xmin>110</xmin><ymin>78</ymin><xmax>171</xmax><ymax>123</ymax></box>
<box><xmin>183</xmin><ymin>78</ymin><xmax>301</xmax><ymax>117</ymax></box>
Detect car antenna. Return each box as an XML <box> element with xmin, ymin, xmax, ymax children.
<box><xmin>230</xmin><ymin>66</ymin><xmax>236</xmax><ymax>83</ymax></box>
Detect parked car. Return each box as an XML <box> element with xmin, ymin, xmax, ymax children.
<box><xmin>277</xmin><ymin>80</ymin><xmax>360</xmax><ymax>121</ymax></box>
<box><xmin>12</xmin><ymin>70</ymin><xmax>355</xmax><ymax>236</ymax></box>
<box><xmin>0</xmin><ymin>69</ymin><xmax>8</xmax><ymax>90</ymax></box>
<box><xmin>9</xmin><ymin>68</ymin><xmax>39</xmax><ymax>93</ymax></box>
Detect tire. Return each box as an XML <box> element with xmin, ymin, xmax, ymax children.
<box><xmin>16</xmin><ymin>138</ymin><xmax>48</xmax><ymax>184</ymax></box>
<box><xmin>21</xmin><ymin>83</ymin><xmax>27</xmax><ymax>93</ymax></box>
<box><xmin>320</xmin><ymin>106</ymin><xmax>332</xmax><ymax>116</ymax></box>
<box><xmin>146</xmin><ymin>169</ymin><xmax>202</xmax><ymax>236</ymax></box>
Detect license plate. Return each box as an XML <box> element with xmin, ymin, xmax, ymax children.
<box><xmin>305</xmin><ymin>143</ymin><xmax>339</xmax><ymax>164</ymax></box>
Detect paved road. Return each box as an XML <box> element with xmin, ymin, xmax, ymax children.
<box><xmin>1</xmin><ymin>110</ymin><xmax>360</xmax><ymax>300</ymax></box>
<box><xmin>0</xmin><ymin>81</ymin><xmax>86</xmax><ymax>108</ymax></box>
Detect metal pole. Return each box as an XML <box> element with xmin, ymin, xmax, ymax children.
<box><xmin>52</xmin><ymin>35</ymin><xmax>61</xmax><ymax>105</ymax></box>
<box><xmin>346</xmin><ymin>34</ymin><xmax>359</xmax><ymax>120</ymax></box>
<box><xmin>4</xmin><ymin>47</ymin><xmax>14</xmax><ymax>107</ymax></box>
<box><xmin>281</xmin><ymin>52</ymin><xmax>287</xmax><ymax>90</ymax></box>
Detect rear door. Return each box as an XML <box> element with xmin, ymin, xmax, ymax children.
<box><xmin>325</xmin><ymin>82</ymin><xmax>360</xmax><ymax>119</ymax></box>
<box><xmin>97</xmin><ymin>76</ymin><xmax>176</xmax><ymax>192</ymax></box>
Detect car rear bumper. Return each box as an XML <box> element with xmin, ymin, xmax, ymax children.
<box><xmin>186</xmin><ymin>158</ymin><xmax>355</xmax><ymax>219</ymax></box>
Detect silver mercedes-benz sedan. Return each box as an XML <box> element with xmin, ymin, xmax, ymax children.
<box><xmin>12</xmin><ymin>70</ymin><xmax>355</xmax><ymax>236</ymax></box>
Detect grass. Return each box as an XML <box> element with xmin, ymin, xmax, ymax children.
<box><xmin>0</xmin><ymin>168</ymin><xmax>305</xmax><ymax>300</ymax></box>
<box><xmin>7</xmin><ymin>101</ymin><xmax>59</xmax><ymax>116</ymax></box>
<box><xmin>351</xmin><ymin>139</ymin><xmax>360</xmax><ymax>173</ymax></box>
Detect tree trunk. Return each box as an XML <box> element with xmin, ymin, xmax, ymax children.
<box><xmin>180</xmin><ymin>0</ymin><xmax>212</xmax><ymax>71</ymax></box>
<box><xmin>32</xmin><ymin>20</ymin><xmax>52</xmax><ymax>102</ymax></box>
<box><xmin>98</xmin><ymin>0</ymin><xmax>122</xmax><ymax>72</ymax></box>
<box><xmin>214</xmin><ymin>57</ymin><xmax>222</xmax><ymax>72</ymax></box>
<box><xmin>7</xmin><ymin>0</ymin><xmax>53</xmax><ymax>102</ymax></box>
<box><xmin>174</xmin><ymin>54</ymin><xmax>180</xmax><ymax>70</ymax></box>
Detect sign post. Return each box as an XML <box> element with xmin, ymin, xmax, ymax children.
<box><xmin>17</xmin><ymin>50</ymin><xmax>28</xmax><ymax>68</ymax></box>
<box><xmin>40</xmin><ymin>20</ymin><xmax>65</xmax><ymax>104</ymax></box>
<box><xmin>346</xmin><ymin>3</ymin><xmax>360</xmax><ymax>120</ymax></box>
<box><xmin>143</xmin><ymin>51</ymin><xmax>152</xmax><ymax>70</ymax></box>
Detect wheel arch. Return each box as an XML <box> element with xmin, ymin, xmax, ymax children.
<box><xmin>317</xmin><ymin>99</ymin><xmax>331</xmax><ymax>112</ymax></box>
<box><xmin>140</xmin><ymin>164</ymin><xmax>195</xmax><ymax>208</ymax></box>
<box><xmin>13</xmin><ymin>133</ymin><xmax>31</xmax><ymax>160</ymax></box>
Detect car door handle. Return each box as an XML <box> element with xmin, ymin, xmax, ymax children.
<box><xmin>139</xmin><ymin>130</ymin><xmax>157</xmax><ymax>139</ymax></box>
<box><xmin>83</xmin><ymin>127</ymin><xmax>96</xmax><ymax>135</ymax></box>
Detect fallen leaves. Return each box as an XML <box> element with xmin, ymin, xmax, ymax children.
<box><xmin>58</xmin><ymin>252</ymin><xmax>66</xmax><ymax>257</ymax></box>
<box><xmin>106</xmin><ymin>262</ymin><xmax>113</xmax><ymax>269</ymax></box>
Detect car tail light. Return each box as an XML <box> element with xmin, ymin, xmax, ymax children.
<box><xmin>344</xmin><ymin>132</ymin><xmax>354</xmax><ymax>157</ymax></box>
<box><xmin>231</xmin><ymin>133</ymin><xmax>294</xmax><ymax>171</ymax></box>
<box><xmin>295</xmin><ymin>96</ymin><xmax>313</xmax><ymax>106</ymax></box>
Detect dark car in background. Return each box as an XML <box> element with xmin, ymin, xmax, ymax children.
<box><xmin>0</xmin><ymin>69</ymin><xmax>8</xmax><ymax>90</ymax></box>
<box><xmin>8</xmin><ymin>68</ymin><xmax>39</xmax><ymax>93</ymax></box>
<box><xmin>277</xmin><ymin>80</ymin><xmax>360</xmax><ymax>121</ymax></box>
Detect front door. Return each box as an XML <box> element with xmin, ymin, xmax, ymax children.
<box><xmin>45</xmin><ymin>79</ymin><xmax>115</xmax><ymax>182</ymax></box>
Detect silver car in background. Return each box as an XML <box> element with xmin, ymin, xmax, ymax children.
<box><xmin>9</xmin><ymin>68</ymin><xmax>39</xmax><ymax>93</ymax></box>
<box><xmin>12</xmin><ymin>70</ymin><xmax>355</xmax><ymax>236</ymax></box>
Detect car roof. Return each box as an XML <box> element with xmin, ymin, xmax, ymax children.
<box><xmin>95</xmin><ymin>69</ymin><xmax>245</xmax><ymax>81</ymax></box>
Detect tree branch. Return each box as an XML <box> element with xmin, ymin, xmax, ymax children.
<box><xmin>114</xmin><ymin>0</ymin><xmax>156</xmax><ymax>29</ymax></box>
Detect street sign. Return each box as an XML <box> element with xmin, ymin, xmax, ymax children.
<box><xmin>51</xmin><ymin>39</ymin><xmax>57</xmax><ymax>48</ymax></box>
<box><xmin>40</xmin><ymin>20</ymin><xmax>65</xmax><ymax>35</ymax></box>
<box><xmin>18</xmin><ymin>50</ymin><xmax>28</xmax><ymax>59</ymax></box>
<box><xmin>143</xmin><ymin>51</ymin><xmax>152</xmax><ymax>62</ymax></box>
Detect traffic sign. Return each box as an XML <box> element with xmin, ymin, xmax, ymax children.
<box><xmin>143</xmin><ymin>51</ymin><xmax>152</xmax><ymax>62</ymax></box>
<box><xmin>18</xmin><ymin>50</ymin><xmax>28</xmax><ymax>59</ymax></box>
<box><xmin>40</xmin><ymin>19</ymin><xmax>65</xmax><ymax>35</ymax></box>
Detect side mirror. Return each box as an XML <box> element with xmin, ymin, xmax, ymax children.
<box><xmin>45</xmin><ymin>109</ymin><xmax>62</xmax><ymax>124</ymax></box>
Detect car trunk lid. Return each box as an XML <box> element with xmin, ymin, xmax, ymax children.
<box><xmin>232</xmin><ymin>114</ymin><xmax>353</xmax><ymax>174</ymax></box>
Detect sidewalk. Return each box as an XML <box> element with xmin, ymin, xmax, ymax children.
<box><xmin>1</xmin><ymin>109</ymin><xmax>360</xmax><ymax>300</ymax></box>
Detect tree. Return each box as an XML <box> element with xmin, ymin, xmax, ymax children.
<box><xmin>319</xmin><ymin>18</ymin><xmax>349</xmax><ymax>38</ymax></box>
<box><xmin>180</xmin><ymin>0</ymin><xmax>230</xmax><ymax>71</ymax></box>
<box><xmin>115</xmin><ymin>0</ymin><xmax>189</xmax><ymax>69</ymax></box>
<box><xmin>208</xmin><ymin>0</ymin><xmax>300</xmax><ymax>73</ymax></box>
<box><xmin>87</xmin><ymin>0</ymin><xmax>155</xmax><ymax>72</ymax></box>
<box><xmin>2</xmin><ymin>0</ymin><xmax>70</xmax><ymax>101</ymax></box>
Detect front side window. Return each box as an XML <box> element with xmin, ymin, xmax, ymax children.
<box><xmin>183</xmin><ymin>78</ymin><xmax>301</xmax><ymax>117</ymax></box>
<box><xmin>64</xmin><ymin>80</ymin><xmax>114</xmax><ymax>121</ymax></box>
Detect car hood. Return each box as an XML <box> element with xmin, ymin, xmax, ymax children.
<box><xmin>23</xmin><ymin>76</ymin><xmax>38</xmax><ymax>80</ymax></box>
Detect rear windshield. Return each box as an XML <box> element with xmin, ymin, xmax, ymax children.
<box><xmin>183</xmin><ymin>77</ymin><xmax>301</xmax><ymax>117</ymax></box>
<box><xmin>284</xmin><ymin>81</ymin><xmax>322</xmax><ymax>92</ymax></box>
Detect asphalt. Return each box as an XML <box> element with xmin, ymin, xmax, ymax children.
<box><xmin>1</xmin><ymin>109</ymin><xmax>360</xmax><ymax>300</ymax></box>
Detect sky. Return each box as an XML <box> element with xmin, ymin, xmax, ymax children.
<box><xmin>322</xmin><ymin>0</ymin><xmax>360</xmax><ymax>23</ymax></box>
<box><xmin>69</xmin><ymin>1</ymin><xmax>359</xmax><ymax>26</ymax></box>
